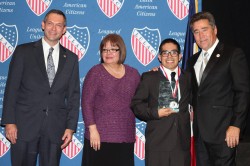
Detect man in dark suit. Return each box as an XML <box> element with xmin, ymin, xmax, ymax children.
<box><xmin>131</xmin><ymin>38</ymin><xmax>191</xmax><ymax>166</ymax></box>
<box><xmin>1</xmin><ymin>9</ymin><xmax>80</xmax><ymax>166</ymax></box>
<box><xmin>186</xmin><ymin>11</ymin><xmax>250</xmax><ymax>166</ymax></box>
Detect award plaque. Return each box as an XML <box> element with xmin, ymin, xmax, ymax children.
<box><xmin>158</xmin><ymin>80</ymin><xmax>179</xmax><ymax>112</ymax></box>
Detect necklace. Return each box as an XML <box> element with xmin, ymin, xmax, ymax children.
<box><xmin>103</xmin><ymin>64</ymin><xmax>125</xmax><ymax>78</ymax></box>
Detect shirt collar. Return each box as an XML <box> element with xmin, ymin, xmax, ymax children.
<box><xmin>162</xmin><ymin>66</ymin><xmax>178</xmax><ymax>78</ymax></box>
<box><xmin>201</xmin><ymin>38</ymin><xmax>219</xmax><ymax>59</ymax></box>
<box><xmin>42</xmin><ymin>37</ymin><xmax>60</xmax><ymax>52</ymax></box>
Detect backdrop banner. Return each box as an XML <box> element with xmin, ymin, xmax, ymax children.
<box><xmin>0</xmin><ymin>0</ymin><xmax>201</xmax><ymax>165</ymax></box>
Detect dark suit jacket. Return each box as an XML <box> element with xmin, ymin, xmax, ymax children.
<box><xmin>1</xmin><ymin>39</ymin><xmax>80</xmax><ymax>143</ymax></box>
<box><xmin>131</xmin><ymin>69</ymin><xmax>191</xmax><ymax>151</ymax></box>
<box><xmin>186</xmin><ymin>42</ymin><xmax>250</xmax><ymax>143</ymax></box>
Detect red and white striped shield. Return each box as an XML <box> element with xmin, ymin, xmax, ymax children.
<box><xmin>167</xmin><ymin>0</ymin><xmax>189</xmax><ymax>20</ymax></box>
<box><xmin>26</xmin><ymin>0</ymin><xmax>52</xmax><ymax>16</ymax></box>
<box><xmin>131</xmin><ymin>27</ymin><xmax>160</xmax><ymax>66</ymax></box>
<box><xmin>60</xmin><ymin>25</ymin><xmax>90</xmax><ymax>61</ymax></box>
<box><xmin>134</xmin><ymin>121</ymin><xmax>146</xmax><ymax>160</ymax></box>
<box><xmin>0</xmin><ymin>128</ymin><xmax>11</xmax><ymax>157</ymax></box>
<box><xmin>0</xmin><ymin>23</ymin><xmax>18</xmax><ymax>63</ymax></box>
<box><xmin>62</xmin><ymin>135</ymin><xmax>83</xmax><ymax>159</ymax></box>
<box><xmin>62</xmin><ymin>122</ymin><xmax>84</xmax><ymax>159</ymax></box>
<box><xmin>97</xmin><ymin>0</ymin><xmax>124</xmax><ymax>18</ymax></box>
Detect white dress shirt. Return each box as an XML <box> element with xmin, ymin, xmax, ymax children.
<box><xmin>194</xmin><ymin>39</ymin><xmax>219</xmax><ymax>84</ymax></box>
<box><xmin>161</xmin><ymin>66</ymin><xmax>181</xmax><ymax>100</ymax></box>
<box><xmin>42</xmin><ymin>37</ymin><xmax>60</xmax><ymax>73</ymax></box>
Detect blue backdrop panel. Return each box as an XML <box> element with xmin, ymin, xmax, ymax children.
<box><xmin>0</xmin><ymin>0</ymin><xmax>201</xmax><ymax>165</ymax></box>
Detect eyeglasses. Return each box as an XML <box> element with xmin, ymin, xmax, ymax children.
<box><xmin>102</xmin><ymin>48</ymin><xmax>120</xmax><ymax>53</ymax></box>
<box><xmin>160</xmin><ymin>50</ymin><xmax>179</xmax><ymax>57</ymax></box>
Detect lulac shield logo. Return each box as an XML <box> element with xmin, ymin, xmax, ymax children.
<box><xmin>167</xmin><ymin>0</ymin><xmax>189</xmax><ymax>20</ymax></box>
<box><xmin>62</xmin><ymin>122</ymin><xmax>84</xmax><ymax>159</ymax></box>
<box><xmin>134</xmin><ymin>121</ymin><xmax>146</xmax><ymax>160</ymax></box>
<box><xmin>60</xmin><ymin>25</ymin><xmax>90</xmax><ymax>61</ymax></box>
<box><xmin>0</xmin><ymin>126</ymin><xmax>11</xmax><ymax>157</ymax></box>
<box><xmin>0</xmin><ymin>23</ymin><xmax>18</xmax><ymax>63</ymax></box>
<box><xmin>97</xmin><ymin>0</ymin><xmax>124</xmax><ymax>18</ymax></box>
<box><xmin>131</xmin><ymin>27</ymin><xmax>160</xmax><ymax>66</ymax></box>
<box><xmin>26</xmin><ymin>0</ymin><xmax>52</xmax><ymax>16</ymax></box>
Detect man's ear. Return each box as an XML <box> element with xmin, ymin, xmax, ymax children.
<box><xmin>178</xmin><ymin>54</ymin><xmax>183</xmax><ymax>62</ymax></box>
<box><xmin>41</xmin><ymin>21</ymin><xmax>45</xmax><ymax>31</ymax></box>
<box><xmin>158</xmin><ymin>55</ymin><xmax>162</xmax><ymax>63</ymax></box>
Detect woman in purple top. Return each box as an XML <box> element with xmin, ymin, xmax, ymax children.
<box><xmin>81</xmin><ymin>34</ymin><xmax>140</xmax><ymax>166</ymax></box>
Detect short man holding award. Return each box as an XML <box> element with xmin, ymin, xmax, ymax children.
<box><xmin>131</xmin><ymin>38</ymin><xmax>191</xmax><ymax>166</ymax></box>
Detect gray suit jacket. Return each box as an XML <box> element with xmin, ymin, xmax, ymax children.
<box><xmin>1</xmin><ymin>39</ymin><xmax>80</xmax><ymax>143</ymax></box>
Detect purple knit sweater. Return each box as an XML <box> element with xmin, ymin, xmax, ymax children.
<box><xmin>82</xmin><ymin>64</ymin><xmax>140</xmax><ymax>143</ymax></box>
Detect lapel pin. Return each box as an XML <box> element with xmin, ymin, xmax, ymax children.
<box><xmin>216</xmin><ymin>54</ymin><xmax>220</xmax><ymax>58</ymax></box>
<box><xmin>64</xmin><ymin>55</ymin><xmax>66</xmax><ymax>58</ymax></box>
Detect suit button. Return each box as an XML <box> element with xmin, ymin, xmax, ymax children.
<box><xmin>43</xmin><ymin>109</ymin><xmax>46</xmax><ymax>112</ymax></box>
<box><xmin>49</xmin><ymin>92</ymin><xmax>51</xmax><ymax>95</ymax></box>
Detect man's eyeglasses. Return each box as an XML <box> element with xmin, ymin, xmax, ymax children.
<box><xmin>160</xmin><ymin>50</ymin><xmax>179</xmax><ymax>57</ymax></box>
<box><xmin>102</xmin><ymin>48</ymin><xmax>120</xmax><ymax>53</ymax></box>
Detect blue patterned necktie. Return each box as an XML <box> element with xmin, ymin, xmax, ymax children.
<box><xmin>47</xmin><ymin>47</ymin><xmax>55</xmax><ymax>87</ymax></box>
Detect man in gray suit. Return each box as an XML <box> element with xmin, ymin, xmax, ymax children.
<box><xmin>1</xmin><ymin>9</ymin><xmax>80</xmax><ymax>166</ymax></box>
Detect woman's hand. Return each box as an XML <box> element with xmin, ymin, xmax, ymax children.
<box><xmin>89</xmin><ymin>124</ymin><xmax>101</xmax><ymax>151</ymax></box>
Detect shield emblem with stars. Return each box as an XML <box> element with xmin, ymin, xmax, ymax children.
<box><xmin>167</xmin><ymin>0</ymin><xmax>189</xmax><ymax>20</ymax></box>
<box><xmin>26</xmin><ymin>0</ymin><xmax>52</xmax><ymax>16</ymax></box>
<box><xmin>134</xmin><ymin>121</ymin><xmax>146</xmax><ymax>160</ymax></box>
<box><xmin>97</xmin><ymin>0</ymin><xmax>124</xmax><ymax>18</ymax></box>
<box><xmin>131</xmin><ymin>27</ymin><xmax>160</xmax><ymax>66</ymax></box>
<box><xmin>0</xmin><ymin>23</ymin><xmax>18</xmax><ymax>63</ymax></box>
<box><xmin>0</xmin><ymin>127</ymin><xmax>11</xmax><ymax>157</ymax></box>
<box><xmin>62</xmin><ymin>122</ymin><xmax>84</xmax><ymax>159</ymax></box>
<box><xmin>60</xmin><ymin>25</ymin><xmax>90</xmax><ymax>62</ymax></box>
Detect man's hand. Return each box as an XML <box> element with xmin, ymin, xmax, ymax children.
<box><xmin>89</xmin><ymin>124</ymin><xmax>101</xmax><ymax>151</ymax></box>
<box><xmin>150</xmin><ymin>67</ymin><xmax>159</xmax><ymax>72</ymax></box>
<box><xmin>61</xmin><ymin>129</ymin><xmax>74</xmax><ymax>149</ymax></box>
<box><xmin>225</xmin><ymin>126</ymin><xmax>240</xmax><ymax>148</ymax></box>
<box><xmin>5</xmin><ymin>124</ymin><xmax>18</xmax><ymax>144</ymax></box>
<box><xmin>158</xmin><ymin>108</ymin><xmax>176</xmax><ymax>118</ymax></box>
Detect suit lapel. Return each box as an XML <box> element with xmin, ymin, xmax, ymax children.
<box><xmin>52</xmin><ymin>45</ymin><xmax>67</xmax><ymax>87</ymax></box>
<box><xmin>34</xmin><ymin>40</ymin><xmax>49</xmax><ymax>81</ymax></box>
<box><xmin>200</xmin><ymin>43</ymin><xmax>224</xmax><ymax>85</ymax></box>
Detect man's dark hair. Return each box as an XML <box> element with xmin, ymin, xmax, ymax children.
<box><xmin>43</xmin><ymin>9</ymin><xmax>67</xmax><ymax>26</ymax></box>
<box><xmin>159</xmin><ymin>38</ymin><xmax>181</xmax><ymax>53</ymax></box>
